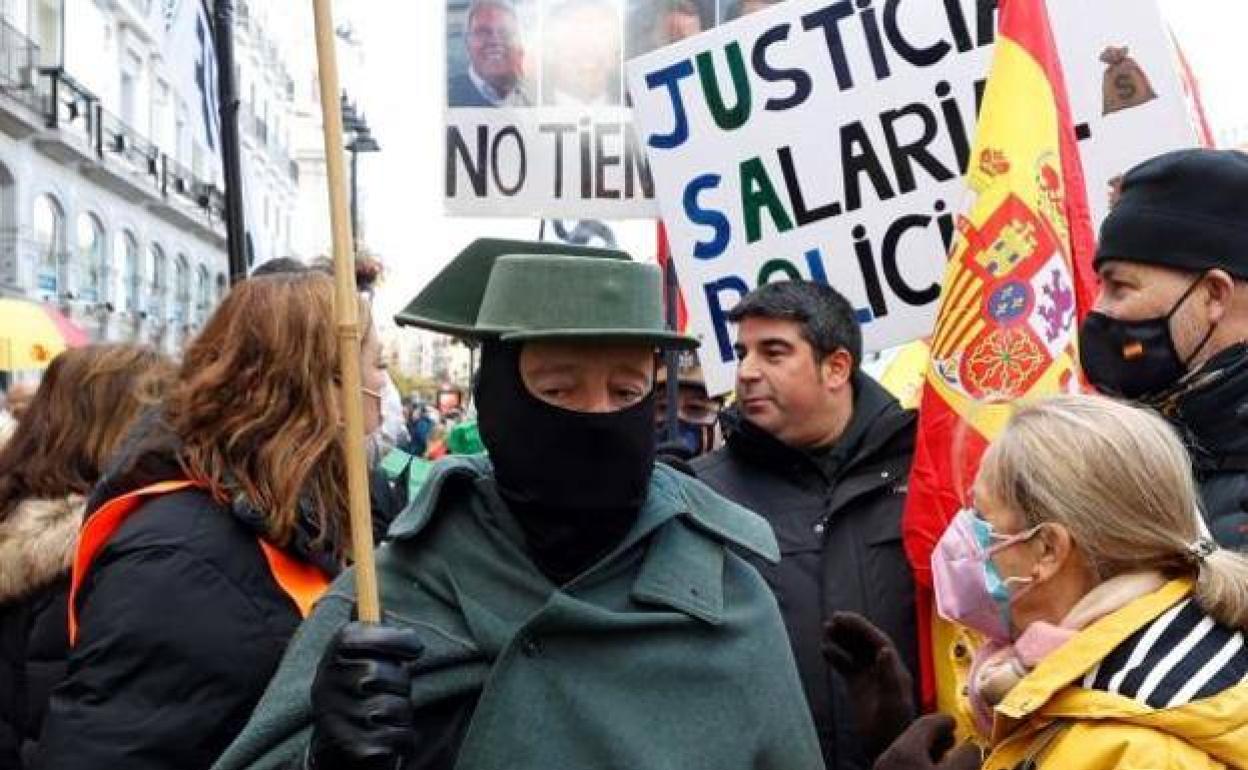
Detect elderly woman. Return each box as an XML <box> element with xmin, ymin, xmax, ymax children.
<box><xmin>879</xmin><ymin>394</ymin><xmax>1248</xmax><ymax>770</ymax></box>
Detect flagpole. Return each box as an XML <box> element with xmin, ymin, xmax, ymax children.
<box><xmin>211</xmin><ymin>0</ymin><xmax>248</xmax><ymax>285</ymax></box>
<box><xmin>311</xmin><ymin>0</ymin><xmax>380</xmax><ymax>623</ymax></box>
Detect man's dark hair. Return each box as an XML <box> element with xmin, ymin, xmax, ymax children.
<box><xmin>727</xmin><ymin>281</ymin><xmax>863</xmax><ymax>367</ymax></box>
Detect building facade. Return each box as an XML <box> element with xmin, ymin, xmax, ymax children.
<box><xmin>286</xmin><ymin>0</ymin><xmax>368</xmax><ymax>263</ymax></box>
<box><xmin>0</xmin><ymin>0</ymin><xmax>301</xmax><ymax>356</ymax></box>
<box><xmin>235</xmin><ymin>0</ymin><xmax>299</xmax><ymax>266</ymax></box>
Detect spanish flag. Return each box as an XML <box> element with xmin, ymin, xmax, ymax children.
<box><xmin>901</xmin><ymin>0</ymin><xmax>1098</xmax><ymax>728</ymax></box>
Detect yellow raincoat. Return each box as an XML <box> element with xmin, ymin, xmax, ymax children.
<box><xmin>985</xmin><ymin>579</ymin><xmax>1248</xmax><ymax>770</ymax></box>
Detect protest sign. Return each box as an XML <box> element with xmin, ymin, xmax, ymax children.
<box><xmin>627</xmin><ymin>0</ymin><xmax>1198</xmax><ymax>395</ymax></box>
<box><xmin>445</xmin><ymin>0</ymin><xmax>647</xmax><ymax>218</ymax></box>
<box><xmin>444</xmin><ymin>0</ymin><xmax>799</xmax><ymax>218</ymax></box>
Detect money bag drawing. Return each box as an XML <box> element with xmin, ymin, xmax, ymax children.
<box><xmin>1101</xmin><ymin>45</ymin><xmax>1158</xmax><ymax>115</ymax></box>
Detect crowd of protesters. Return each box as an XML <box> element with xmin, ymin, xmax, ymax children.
<box><xmin>0</xmin><ymin>147</ymin><xmax>1245</xmax><ymax>770</ymax></box>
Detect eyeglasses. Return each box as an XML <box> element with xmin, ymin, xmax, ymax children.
<box><xmin>655</xmin><ymin>398</ymin><xmax>721</xmax><ymax>426</ymax></box>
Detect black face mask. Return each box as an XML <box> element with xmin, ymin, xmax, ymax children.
<box><xmin>474</xmin><ymin>342</ymin><xmax>657</xmax><ymax>583</ymax></box>
<box><xmin>1080</xmin><ymin>276</ymin><xmax>1217</xmax><ymax>401</ymax></box>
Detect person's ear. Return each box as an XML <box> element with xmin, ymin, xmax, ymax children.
<box><xmin>1203</xmin><ymin>269</ymin><xmax>1235</xmax><ymax>325</ymax></box>
<box><xmin>819</xmin><ymin>349</ymin><xmax>854</xmax><ymax>392</ymax></box>
<box><xmin>1031</xmin><ymin>523</ymin><xmax>1075</xmax><ymax>582</ymax></box>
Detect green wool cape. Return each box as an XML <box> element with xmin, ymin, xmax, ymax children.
<box><xmin>212</xmin><ymin>457</ymin><xmax>824</xmax><ymax>770</ymax></box>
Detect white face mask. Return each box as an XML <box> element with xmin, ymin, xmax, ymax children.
<box><xmin>379</xmin><ymin>377</ymin><xmax>408</xmax><ymax>446</ymax></box>
<box><xmin>364</xmin><ymin>377</ymin><xmax>409</xmax><ymax>465</ymax></box>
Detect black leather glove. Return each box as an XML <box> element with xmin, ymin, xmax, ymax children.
<box><xmin>308</xmin><ymin>622</ymin><xmax>425</xmax><ymax>770</ymax></box>
<box><xmin>823</xmin><ymin>611</ymin><xmax>917</xmax><ymax>761</ymax></box>
<box><xmin>874</xmin><ymin>714</ymin><xmax>982</xmax><ymax>770</ymax></box>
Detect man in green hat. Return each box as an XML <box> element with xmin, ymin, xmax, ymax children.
<box><xmin>212</xmin><ymin>239</ymin><xmax>823</xmax><ymax>770</ymax></box>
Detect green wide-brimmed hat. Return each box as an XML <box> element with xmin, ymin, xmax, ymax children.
<box><xmin>395</xmin><ymin>238</ymin><xmax>697</xmax><ymax>350</ymax></box>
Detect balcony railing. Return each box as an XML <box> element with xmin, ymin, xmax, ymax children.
<box><xmin>34</xmin><ymin>66</ymin><xmax>226</xmax><ymax>225</ymax></box>
<box><xmin>98</xmin><ymin>106</ymin><xmax>162</xmax><ymax>186</ymax></box>
<box><xmin>40</xmin><ymin>66</ymin><xmax>95</xmax><ymax>144</ymax></box>
<box><xmin>0</xmin><ymin>17</ymin><xmax>40</xmax><ymax>111</ymax></box>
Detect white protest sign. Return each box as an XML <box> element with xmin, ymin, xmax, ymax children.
<box><xmin>445</xmin><ymin>107</ymin><xmax>656</xmax><ymax>218</ymax></box>
<box><xmin>626</xmin><ymin>0</ymin><xmax>1198</xmax><ymax>395</ymax></box>
<box><xmin>444</xmin><ymin>0</ymin><xmax>666</xmax><ymax>218</ymax></box>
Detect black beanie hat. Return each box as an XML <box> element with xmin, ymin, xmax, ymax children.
<box><xmin>1095</xmin><ymin>149</ymin><xmax>1248</xmax><ymax>279</ymax></box>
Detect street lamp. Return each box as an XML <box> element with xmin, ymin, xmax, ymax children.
<box><xmin>340</xmin><ymin>92</ymin><xmax>380</xmax><ymax>256</ymax></box>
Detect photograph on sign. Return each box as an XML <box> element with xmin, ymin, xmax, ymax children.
<box><xmin>626</xmin><ymin>0</ymin><xmax>716</xmax><ymax>60</ymax></box>
<box><xmin>542</xmin><ymin>0</ymin><xmax>625</xmax><ymax>106</ymax></box>
<box><xmin>445</xmin><ymin>0</ymin><xmax>768</xmax><ymax>219</ymax></box>
<box><xmin>447</xmin><ymin>0</ymin><xmax>537</xmax><ymax>107</ymax></box>
<box><xmin>627</xmin><ymin>0</ymin><xmax>1198</xmax><ymax>395</ymax></box>
<box><xmin>446</xmin><ymin>0</ymin><xmax>651</xmax><ymax>218</ymax></box>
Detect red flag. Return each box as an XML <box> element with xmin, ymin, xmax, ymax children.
<box><xmin>901</xmin><ymin>0</ymin><xmax>1097</xmax><ymax>718</ymax></box>
<box><xmin>1170</xmin><ymin>29</ymin><xmax>1216</xmax><ymax>149</ymax></box>
<box><xmin>656</xmin><ymin>222</ymin><xmax>689</xmax><ymax>333</ymax></box>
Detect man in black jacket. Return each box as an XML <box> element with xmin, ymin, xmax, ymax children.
<box><xmin>1079</xmin><ymin>149</ymin><xmax>1248</xmax><ymax>550</ymax></box>
<box><xmin>693</xmin><ymin>281</ymin><xmax>918</xmax><ymax>770</ymax></box>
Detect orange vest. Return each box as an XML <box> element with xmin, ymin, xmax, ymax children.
<box><xmin>68</xmin><ymin>480</ymin><xmax>331</xmax><ymax>646</ymax></box>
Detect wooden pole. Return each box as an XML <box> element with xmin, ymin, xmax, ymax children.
<box><xmin>311</xmin><ymin>0</ymin><xmax>380</xmax><ymax>623</ymax></box>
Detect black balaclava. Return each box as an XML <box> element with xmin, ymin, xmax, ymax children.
<box><xmin>474</xmin><ymin>341</ymin><xmax>657</xmax><ymax>584</ymax></box>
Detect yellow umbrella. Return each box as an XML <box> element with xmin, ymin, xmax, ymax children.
<box><xmin>0</xmin><ymin>297</ymin><xmax>90</xmax><ymax>371</ymax></box>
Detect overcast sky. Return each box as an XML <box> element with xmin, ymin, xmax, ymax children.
<box><xmin>347</xmin><ymin>0</ymin><xmax>1248</xmax><ymax>322</ymax></box>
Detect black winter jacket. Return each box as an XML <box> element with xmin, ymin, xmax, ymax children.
<box><xmin>31</xmin><ymin>424</ymin><xmax>350</xmax><ymax>770</ymax></box>
<box><xmin>693</xmin><ymin>373</ymin><xmax>919</xmax><ymax>770</ymax></box>
<box><xmin>0</xmin><ymin>496</ymin><xmax>82</xmax><ymax>770</ymax></box>
<box><xmin>1158</xmin><ymin>344</ymin><xmax>1248</xmax><ymax>550</ymax></box>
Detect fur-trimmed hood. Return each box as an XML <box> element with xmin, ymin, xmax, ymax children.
<box><xmin>0</xmin><ymin>494</ymin><xmax>85</xmax><ymax>603</ymax></box>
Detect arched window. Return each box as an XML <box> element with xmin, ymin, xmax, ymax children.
<box><xmin>195</xmin><ymin>263</ymin><xmax>210</xmax><ymax>323</ymax></box>
<box><xmin>75</xmin><ymin>212</ymin><xmax>104</xmax><ymax>302</ymax></box>
<box><xmin>174</xmin><ymin>253</ymin><xmax>190</xmax><ymax>324</ymax></box>
<box><xmin>148</xmin><ymin>242</ymin><xmax>167</xmax><ymax>317</ymax></box>
<box><xmin>114</xmin><ymin>230</ymin><xmax>139</xmax><ymax>312</ymax></box>
<box><xmin>33</xmin><ymin>194</ymin><xmax>65</xmax><ymax>296</ymax></box>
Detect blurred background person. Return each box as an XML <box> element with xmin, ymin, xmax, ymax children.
<box><xmin>0</xmin><ymin>345</ymin><xmax>172</xmax><ymax>769</ymax></box>
<box><xmin>654</xmin><ymin>351</ymin><xmax>723</xmax><ymax>459</ymax></box>
<box><xmin>543</xmin><ymin>0</ymin><xmax>622</xmax><ymax>106</ymax></box>
<box><xmin>449</xmin><ymin>0</ymin><xmax>531</xmax><ymax>107</ymax></box>
<box><xmin>402</xmin><ymin>398</ymin><xmax>434</xmax><ymax>458</ymax></box>
<box><xmin>34</xmin><ymin>273</ymin><xmax>389</xmax><ymax>770</ymax></box>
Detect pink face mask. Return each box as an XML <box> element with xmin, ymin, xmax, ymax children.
<box><xmin>931</xmin><ymin>508</ymin><xmax>1039</xmax><ymax>643</ymax></box>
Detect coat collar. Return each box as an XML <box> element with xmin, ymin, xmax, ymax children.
<box><xmin>1157</xmin><ymin>344</ymin><xmax>1248</xmax><ymax>469</ymax></box>
<box><xmin>996</xmin><ymin>578</ymin><xmax>1194</xmax><ymax>722</ymax></box>
<box><xmin>0</xmin><ymin>495</ymin><xmax>86</xmax><ymax>603</ymax></box>
<box><xmin>620</xmin><ymin>463</ymin><xmax>778</xmax><ymax>625</ymax></box>
<box><xmin>388</xmin><ymin>456</ymin><xmax>778</xmax><ymax>626</ymax></box>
